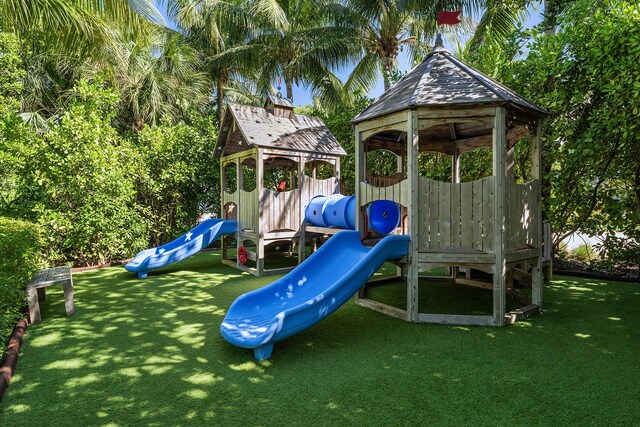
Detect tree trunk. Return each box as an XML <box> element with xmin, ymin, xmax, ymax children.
<box><xmin>217</xmin><ymin>78</ymin><xmax>225</xmax><ymax>126</ymax></box>
<box><xmin>541</xmin><ymin>0</ymin><xmax>556</xmax><ymax>222</ymax></box>
<box><xmin>635</xmin><ymin>162</ymin><xmax>640</xmax><ymax>211</ymax></box>
<box><xmin>286</xmin><ymin>79</ymin><xmax>293</xmax><ymax>102</ymax></box>
<box><xmin>382</xmin><ymin>56</ymin><xmax>393</xmax><ymax>91</ymax></box>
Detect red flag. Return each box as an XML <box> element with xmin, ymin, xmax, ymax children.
<box><xmin>437</xmin><ymin>10</ymin><xmax>462</xmax><ymax>26</ymax></box>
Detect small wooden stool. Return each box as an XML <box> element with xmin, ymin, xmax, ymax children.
<box><xmin>26</xmin><ymin>265</ymin><xmax>75</xmax><ymax>324</ymax></box>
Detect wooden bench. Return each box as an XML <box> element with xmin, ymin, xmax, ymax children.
<box><xmin>26</xmin><ymin>265</ymin><xmax>75</xmax><ymax>324</ymax></box>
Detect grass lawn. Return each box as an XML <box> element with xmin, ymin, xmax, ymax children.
<box><xmin>1</xmin><ymin>251</ymin><xmax>639</xmax><ymax>426</ymax></box>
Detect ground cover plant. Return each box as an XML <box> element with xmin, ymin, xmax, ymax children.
<box><xmin>1</xmin><ymin>251</ymin><xmax>638</xmax><ymax>425</ymax></box>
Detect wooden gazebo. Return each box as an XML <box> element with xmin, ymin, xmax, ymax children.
<box><xmin>215</xmin><ymin>95</ymin><xmax>346</xmax><ymax>276</ymax></box>
<box><xmin>351</xmin><ymin>35</ymin><xmax>549</xmax><ymax>326</ymax></box>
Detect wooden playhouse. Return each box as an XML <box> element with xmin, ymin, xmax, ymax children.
<box><xmin>351</xmin><ymin>36</ymin><xmax>549</xmax><ymax>326</ymax></box>
<box><xmin>215</xmin><ymin>95</ymin><xmax>346</xmax><ymax>276</ymax></box>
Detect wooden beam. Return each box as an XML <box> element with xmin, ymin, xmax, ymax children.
<box><xmin>504</xmin><ymin>304</ymin><xmax>541</xmax><ymax>325</ymax></box>
<box><xmin>356</xmin><ymin>110</ymin><xmax>408</xmax><ymax>134</ymax></box>
<box><xmin>355</xmin><ymin>298</ymin><xmax>408</xmax><ymax>321</ymax></box>
<box><xmin>418</xmin><ymin>252</ymin><xmax>495</xmax><ymax>264</ymax></box>
<box><xmin>354</xmin><ymin>124</ymin><xmax>365</xmax><ymax>240</ymax></box>
<box><xmin>417</xmin><ymin>106</ymin><xmax>496</xmax><ymax>120</ymax></box>
<box><xmin>418</xmin><ymin>313</ymin><xmax>496</xmax><ymax>326</ymax></box>
<box><xmin>407</xmin><ymin>109</ymin><xmax>420</xmax><ymax>322</ymax></box>
<box><xmin>455</xmin><ymin>278</ymin><xmax>492</xmax><ymax>290</ymax></box>
<box><xmin>256</xmin><ymin>148</ymin><xmax>264</xmax><ymax>275</ymax></box>
<box><xmin>493</xmin><ymin>107</ymin><xmax>507</xmax><ymax>326</ymax></box>
<box><xmin>220</xmin><ymin>146</ymin><xmax>258</xmax><ymax>163</ymax></box>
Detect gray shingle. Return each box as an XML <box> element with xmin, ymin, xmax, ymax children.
<box><xmin>352</xmin><ymin>47</ymin><xmax>547</xmax><ymax>124</ymax></box>
<box><xmin>215</xmin><ymin>104</ymin><xmax>346</xmax><ymax>157</ymax></box>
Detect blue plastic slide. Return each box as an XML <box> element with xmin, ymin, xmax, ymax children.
<box><xmin>220</xmin><ymin>231</ymin><xmax>409</xmax><ymax>360</ymax></box>
<box><xmin>125</xmin><ymin>219</ymin><xmax>237</xmax><ymax>278</ymax></box>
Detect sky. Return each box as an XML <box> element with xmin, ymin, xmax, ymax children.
<box><xmin>153</xmin><ymin>1</ymin><xmax>544</xmax><ymax>107</ymax></box>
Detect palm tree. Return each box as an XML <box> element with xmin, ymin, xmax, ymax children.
<box><xmin>0</xmin><ymin>0</ymin><xmax>163</xmax><ymax>52</ymax></box>
<box><xmin>103</xmin><ymin>28</ymin><xmax>212</xmax><ymax>130</ymax></box>
<box><xmin>343</xmin><ymin>0</ymin><xmax>503</xmax><ymax>93</ymax></box>
<box><xmin>170</xmin><ymin>0</ymin><xmax>257</xmax><ymax>122</ymax></box>
<box><xmin>237</xmin><ymin>0</ymin><xmax>358</xmax><ymax>104</ymax></box>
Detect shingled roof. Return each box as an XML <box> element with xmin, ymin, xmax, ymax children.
<box><xmin>215</xmin><ymin>103</ymin><xmax>346</xmax><ymax>158</ymax></box>
<box><xmin>352</xmin><ymin>37</ymin><xmax>547</xmax><ymax>124</ymax></box>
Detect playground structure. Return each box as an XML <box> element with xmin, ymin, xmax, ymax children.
<box><xmin>215</xmin><ymin>95</ymin><xmax>346</xmax><ymax>276</ymax></box>
<box><xmin>123</xmin><ymin>34</ymin><xmax>551</xmax><ymax>359</ymax></box>
<box><xmin>350</xmin><ymin>35</ymin><xmax>548</xmax><ymax>326</ymax></box>
<box><xmin>221</xmin><ymin>36</ymin><xmax>550</xmax><ymax>359</ymax></box>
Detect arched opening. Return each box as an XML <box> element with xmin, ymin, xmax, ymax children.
<box><xmin>223</xmin><ymin>162</ymin><xmax>237</xmax><ymax>193</ymax></box>
<box><xmin>241</xmin><ymin>158</ymin><xmax>257</xmax><ymax>192</ymax></box>
<box><xmin>363</xmin><ymin>129</ymin><xmax>405</xmax><ymax>187</ymax></box>
<box><xmin>264</xmin><ymin>156</ymin><xmax>299</xmax><ymax>192</ymax></box>
<box><xmin>305</xmin><ymin>159</ymin><xmax>335</xmax><ymax>181</ymax></box>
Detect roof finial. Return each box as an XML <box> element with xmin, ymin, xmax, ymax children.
<box><xmin>435</xmin><ymin>33</ymin><xmax>444</xmax><ymax>48</ymax></box>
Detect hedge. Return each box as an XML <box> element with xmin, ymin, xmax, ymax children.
<box><xmin>0</xmin><ymin>217</ymin><xmax>42</xmax><ymax>351</ymax></box>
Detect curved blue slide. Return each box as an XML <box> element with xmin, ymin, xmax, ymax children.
<box><xmin>220</xmin><ymin>231</ymin><xmax>409</xmax><ymax>360</ymax></box>
<box><xmin>125</xmin><ymin>219</ymin><xmax>237</xmax><ymax>278</ymax></box>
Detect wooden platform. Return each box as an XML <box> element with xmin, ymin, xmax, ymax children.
<box><xmin>26</xmin><ymin>265</ymin><xmax>75</xmax><ymax>324</ymax></box>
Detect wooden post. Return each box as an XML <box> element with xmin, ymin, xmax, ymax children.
<box><xmin>493</xmin><ymin>107</ymin><xmax>507</xmax><ymax>326</ymax></box>
<box><xmin>451</xmin><ymin>145</ymin><xmax>460</xmax><ymax>280</ymax></box>
<box><xmin>407</xmin><ymin>109</ymin><xmax>420</xmax><ymax>322</ymax></box>
<box><xmin>220</xmin><ymin>161</ymin><xmax>228</xmax><ymax>262</ymax></box>
<box><xmin>335</xmin><ymin>157</ymin><xmax>341</xmax><ymax>193</ymax></box>
<box><xmin>298</xmin><ymin>155</ymin><xmax>306</xmax><ymax>264</ymax></box>
<box><xmin>256</xmin><ymin>150</ymin><xmax>265</xmax><ymax>275</ymax></box>
<box><xmin>355</xmin><ymin>125</ymin><xmax>365</xmax><ymax>239</ymax></box>
<box><xmin>236</xmin><ymin>157</ymin><xmax>242</xmax><ymax>269</ymax></box>
<box><xmin>531</xmin><ymin>121</ymin><xmax>543</xmax><ymax>305</ymax></box>
<box><xmin>354</xmin><ymin>124</ymin><xmax>365</xmax><ymax>302</ymax></box>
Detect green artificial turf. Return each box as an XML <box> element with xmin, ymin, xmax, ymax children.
<box><xmin>1</xmin><ymin>251</ymin><xmax>639</xmax><ymax>426</ymax></box>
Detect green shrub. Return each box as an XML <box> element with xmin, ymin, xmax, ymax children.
<box><xmin>569</xmin><ymin>243</ymin><xmax>599</xmax><ymax>263</ymax></box>
<box><xmin>10</xmin><ymin>79</ymin><xmax>148</xmax><ymax>266</ymax></box>
<box><xmin>134</xmin><ymin>116</ymin><xmax>219</xmax><ymax>247</ymax></box>
<box><xmin>0</xmin><ymin>217</ymin><xmax>42</xmax><ymax>350</ymax></box>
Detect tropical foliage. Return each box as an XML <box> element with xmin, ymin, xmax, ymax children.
<box><xmin>0</xmin><ymin>217</ymin><xmax>42</xmax><ymax>351</ymax></box>
<box><xmin>469</xmin><ymin>0</ymin><xmax>640</xmax><ymax>271</ymax></box>
<box><xmin>1</xmin><ymin>0</ymin><xmax>639</xmax><ymax>277</ymax></box>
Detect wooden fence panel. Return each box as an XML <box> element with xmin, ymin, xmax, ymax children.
<box><xmin>506</xmin><ymin>180</ymin><xmax>539</xmax><ymax>250</ymax></box>
<box><xmin>239</xmin><ymin>189</ymin><xmax>258</xmax><ymax>231</ymax></box>
<box><xmin>417</xmin><ymin>176</ymin><xmax>495</xmax><ymax>253</ymax></box>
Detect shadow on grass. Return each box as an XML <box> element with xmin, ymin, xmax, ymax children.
<box><xmin>1</xmin><ymin>254</ymin><xmax>639</xmax><ymax>425</ymax></box>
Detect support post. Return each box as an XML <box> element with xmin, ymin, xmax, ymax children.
<box><xmin>354</xmin><ymin>125</ymin><xmax>365</xmax><ymax>239</ymax></box>
<box><xmin>493</xmin><ymin>107</ymin><xmax>507</xmax><ymax>326</ymax></box>
<box><xmin>531</xmin><ymin>120</ymin><xmax>543</xmax><ymax>305</ymax></box>
<box><xmin>407</xmin><ymin>109</ymin><xmax>420</xmax><ymax>322</ymax></box>
<box><xmin>297</xmin><ymin>155</ymin><xmax>306</xmax><ymax>264</ymax></box>
<box><xmin>451</xmin><ymin>146</ymin><xmax>460</xmax><ymax>280</ymax></box>
<box><xmin>256</xmin><ymin>150</ymin><xmax>265</xmax><ymax>275</ymax></box>
<box><xmin>354</xmin><ymin>125</ymin><xmax>364</xmax><ymax>303</ymax></box>
<box><xmin>236</xmin><ymin>157</ymin><xmax>243</xmax><ymax>270</ymax></box>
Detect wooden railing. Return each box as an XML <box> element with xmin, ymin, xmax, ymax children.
<box><xmin>506</xmin><ymin>180</ymin><xmax>540</xmax><ymax>250</ymax></box>
<box><xmin>417</xmin><ymin>177</ymin><xmax>495</xmax><ymax>252</ymax></box>
<box><xmin>260</xmin><ymin>176</ymin><xmax>339</xmax><ymax>233</ymax></box>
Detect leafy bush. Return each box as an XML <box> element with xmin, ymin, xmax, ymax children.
<box><xmin>0</xmin><ymin>217</ymin><xmax>42</xmax><ymax>350</ymax></box>
<box><xmin>569</xmin><ymin>243</ymin><xmax>599</xmax><ymax>263</ymax></box>
<box><xmin>134</xmin><ymin>116</ymin><xmax>220</xmax><ymax>247</ymax></box>
<box><xmin>0</xmin><ymin>32</ymin><xmax>24</xmax><ymax>114</ymax></box>
<box><xmin>11</xmin><ymin>79</ymin><xmax>148</xmax><ymax>266</ymax></box>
